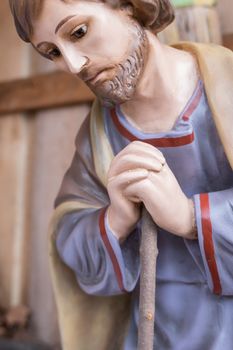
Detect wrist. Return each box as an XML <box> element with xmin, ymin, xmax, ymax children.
<box><xmin>106</xmin><ymin>205</ymin><xmax>136</xmax><ymax>243</ymax></box>
<box><xmin>183</xmin><ymin>199</ymin><xmax>197</xmax><ymax>240</ymax></box>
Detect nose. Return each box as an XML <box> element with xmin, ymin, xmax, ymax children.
<box><xmin>60</xmin><ymin>48</ymin><xmax>89</xmax><ymax>74</ymax></box>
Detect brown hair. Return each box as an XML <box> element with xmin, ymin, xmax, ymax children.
<box><xmin>9</xmin><ymin>0</ymin><xmax>174</xmax><ymax>43</ymax></box>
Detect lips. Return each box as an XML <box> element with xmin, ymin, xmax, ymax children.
<box><xmin>82</xmin><ymin>66</ymin><xmax>115</xmax><ymax>85</ymax></box>
<box><xmin>85</xmin><ymin>69</ymin><xmax>107</xmax><ymax>85</ymax></box>
<box><xmin>86</xmin><ymin>71</ymin><xmax>103</xmax><ymax>83</ymax></box>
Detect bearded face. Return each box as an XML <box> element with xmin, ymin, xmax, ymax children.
<box><xmin>85</xmin><ymin>22</ymin><xmax>148</xmax><ymax>108</ymax></box>
<box><xmin>32</xmin><ymin>0</ymin><xmax>149</xmax><ymax>107</ymax></box>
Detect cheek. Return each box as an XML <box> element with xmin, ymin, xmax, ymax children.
<box><xmin>81</xmin><ymin>16</ymin><xmax>131</xmax><ymax>60</ymax></box>
<box><xmin>53</xmin><ymin>58</ymin><xmax>69</xmax><ymax>73</ymax></box>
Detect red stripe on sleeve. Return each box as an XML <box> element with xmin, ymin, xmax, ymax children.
<box><xmin>99</xmin><ymin>208</ymin><xmax>125</xmax><ymax>292</ymax></box>
<box><xmin>200</xmin><ymin>193</ymin><xmax>222</xmax><ymax>295</ymax></box>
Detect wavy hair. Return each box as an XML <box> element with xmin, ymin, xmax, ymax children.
<box><xmin>9</xmin><ymin>0</ymin><xmax>174</xmax><ymax>43</ymax></box>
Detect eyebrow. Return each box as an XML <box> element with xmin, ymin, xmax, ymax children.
<box><xmin>36</xmin><ymin>15</ymin><xmax>77</xmax><ymax>49</ymax></box>
<box><xmin>55</xmin><ymin>15</ymin><xmax>76</xmax><ymax>34</ymax></box>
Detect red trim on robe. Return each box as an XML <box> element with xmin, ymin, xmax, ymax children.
<box><xmin>99</xmin><ymin>208</ymin><xmax>125</xmax><ymax>292</ymax></box>
<box><xmin>110</xmin><ymin>109</ymin><xmax>194</xmax><ymax>147</ymax></box>
<box><xmin>110</xmin><ymin>80</ymin><xmax>203</xmax><ymax>147</ymax></box>
<box><xmin>200</xmin><ymin>193</ymin><xmax>222</xmax><ymax>295</ymax></box>
<box><xmin>182</xmin><ymin>82</ymin><xmax>203</xmax><ymax>121</ymax></box>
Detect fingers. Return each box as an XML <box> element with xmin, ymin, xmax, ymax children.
<box><xmin>110</xmin><ymin>154</ymin><xmax>164</xmax><ymax>176</ymax></box>
<box><xmin>114</xmin><ymin>141</ymin><xmax>165</xmax><ymax>164</ymax></box>
<box><xmin>123</xmin><ymin>168</ymin><xmax>167</xmax><ymax>201</ymax></box>
<box><xmin>108</xmin><ymin>141</ymin><xmax>166</xmax><ymax>178</ymax></box>
<box><xmin>123</xmin><ymin>177</ymin><xmax>150</xmax><ymax>201</ymax></box>
<box><xmin>108</xmin><ymin>168</ymin><xmax>148</xmax><ymax>192</ymax></box>
<box><xmin>117</xmin><ymin>141</ymin><xmax>164</xmax><ymax>160</ymax></box>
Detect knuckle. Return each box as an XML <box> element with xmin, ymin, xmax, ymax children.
<box><xmin>157</xmin><ymin>149</ymin><xmax>164</xmax><ymax>157</ymax></box>
<box><xmin>137</xmin><ymin>177</ymin><xmax>150</xmax><ymax>191</ymax></box>
<box><xmin>130</xmin><ymin>140</ymin><xmax>145</xmax><ymax>148</ymax></box>
<box><xmin>107</xmin><ymin>168</ymin><xmax>115</xmax><ymax>179</ymax></box>
<box><xmin>106</xmin><ymin>181</ymin><xmax>112</xmax><ymax>192</ymax></box>
<box><xmin>153</xmin><ymin>148</ymin><xmax>164</xmax><ymax>158</ymax></box>
<box><xmin>131</xmin><ymin>140</ymin><xmax>141</xmax><ymax>145</ymax></box>
<box><xmin>121</xmin><ymin>154</ymin><xmax>130</xmax><ymax>165</ymax></box>
<box><xmin>107</xmin><ymin>177</ymin><xmax>116</xmax><ymax>190</ymax></box>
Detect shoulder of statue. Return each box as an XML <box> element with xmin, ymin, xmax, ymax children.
<box><xmin>172</xmin><ymin>41</ymin><xmax>233</xmax><ymax>169</ymax></box>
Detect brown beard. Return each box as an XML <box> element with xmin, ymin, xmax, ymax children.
<box><xmin>86</xmin><ymin>22</ymin><xmax>148</xmax><ymax>108</ymax></box>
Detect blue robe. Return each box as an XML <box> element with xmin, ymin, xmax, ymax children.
<box><xmin>55</xmin><ymin>78</ymin><xmax>233</xmax><ymax>349</ymax></box>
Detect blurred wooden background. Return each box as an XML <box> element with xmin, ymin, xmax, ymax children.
<box><xmin>0</xmin><ymin>0</ymin><xmax>232</xmax><ymax>347</ymax></box>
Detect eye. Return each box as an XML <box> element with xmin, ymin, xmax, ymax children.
<box><xmin>71</xmin><ymin>24</ymin><xmax>88</xmax><ymax>40</ymax></box>
<box><xmin>47</xmin><ymin>47</ymin><xmax>61</xmax><ymax>60</ymax></box>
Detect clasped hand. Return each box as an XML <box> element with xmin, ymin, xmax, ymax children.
<box><xmin>107</xmin><ymin>141</ymin><xmax>196</xmax><ymax>242</ymax></box>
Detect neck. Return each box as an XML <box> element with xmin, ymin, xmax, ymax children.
<box><xmin>120</xmin><ymin>32</ymin><xmax>199</xmax><ymax>133</ymax></box>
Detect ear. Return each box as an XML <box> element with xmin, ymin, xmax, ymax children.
<box><xmin>120</xmin><ymin>2</ymin><xmax>134</xmax><ymax>17</ymax></box>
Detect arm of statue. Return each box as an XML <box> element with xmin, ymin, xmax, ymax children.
<box><xmin>191</xmin><ymin>188</ymin><xmax>233</xmax><ymax>296</ymax></box>
<box><xmin>55</xmin><ymin>116</ymin><xmax>141</xmax><ymax>296</ymax></box>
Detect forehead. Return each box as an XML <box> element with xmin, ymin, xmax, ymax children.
<box><xmin>32</xmin><ymin>0</ymin><xmax>113</xmax><ymax>42</ymax></box>
<box><xmin>34</xmin><ymin>1</ymin><xmax>110</xmax><ymax>27</ymax></box>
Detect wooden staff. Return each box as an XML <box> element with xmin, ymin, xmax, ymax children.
<box><xmin>138</xmin><ymin>208</ymin><xmax>158</xmax><ymax>350</ymax></box>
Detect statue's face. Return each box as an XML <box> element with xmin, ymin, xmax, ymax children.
<box><xmin>32</xmin><ymin>0</ymin><xmax>148</xmax><ymax>106</ymax></box>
